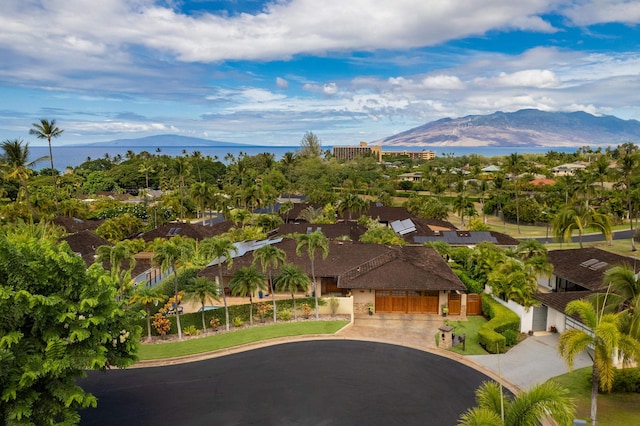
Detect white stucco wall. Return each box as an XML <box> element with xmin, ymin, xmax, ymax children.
<box><xmin>492</xmin><ymin>297</ymin><xmax>529</xmax><ymax>333</ymax></box>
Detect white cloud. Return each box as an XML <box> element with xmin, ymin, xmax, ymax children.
<box><xmin>276</xmin><ymin>77</ymin><xmax>289</xmax><ymax>89</ymax></box>
<box><xmin>323</xmin><ymin>83</ymin><xmax>338</xmax><ymax>95</ymax></box>
<box><xmin>421</xmin><ymin>75</ymin><xmax>464</xmax><ymax>90</ymax></box>
<box><xmin>477</xmin><ymin>69</ymin><xmax>560</xmax><ymax>88</ymax></box>
<box><xmin>563</xmin><ymin>0</ymin><xmax>640</xmax><ymax>26</ymax></box>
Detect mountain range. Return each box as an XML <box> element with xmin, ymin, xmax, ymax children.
<box><xmin>84</xmin><ymin>109</ymin><xmax>640</xmax><ymax>149</ymax></box>
<box><xmin>373</xmin><ymin>109</ymin><xmax>640</xmax><ymax>148</ymax></box>
<box><xmin>87</xmin><ymin>134</ymin><xmax>247</xmax><ymax>147</ymax></box>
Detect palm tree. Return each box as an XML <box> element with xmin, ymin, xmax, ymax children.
<box><xmin>336</xmin><ymin>193</ymin><xmax>367</xmax><ymax>221</ymax></box>
<box><xmin>29</xmin><ymin>119</ymin><xmax>63</xmax><ymax>211</ymax></box>
<box><xmin>559</xmin><ymin>300</ymin><xmax>640</xmax><ymax>426</ymax></box>
<box><xmin>200</xmin><ymin>236</ymin><xmax>237</xmax><ymax>331</ymax></box>
<box><xmin>453</xmin><ymin>194</ymin><xmax>474</xmax><ymax>226</ymax></box>
<box><xmin>458</xmin><ymin>380</ymin><xmax>575</xmax><ymax>426</ymax></box>
<box><xmin>505</xmin><ymin>153</ymin><xmax>524</xmax><ymax>234</ymax></box>
<box><xmin>129</xmin><ymin>285</ymin><xmax>166</xmax><ymax>341</ymax></box>
<box><xmin>183</xmin><ymin>276</ymin><xmax>220</xmax><ymax>331</ymax></box>
<box><xmin>138</xmin><ymin>160</ymin><xmax>155</xmax><ymax>191</ymax></box>
<box><xmin>96</xmin><ymin>240</ymin><xmax>137</xmax><ymax>300</ymax></box>
<box><xmin>596</xmin><ymin>266</ymin><xmax>640</xmax><ymax>339</ymax></box>
<box><xmin>1</xmin><ymin>139</ymin><xmax>45</xmax><ymax>215</ymax></box>
<box><xmin>191</xmin><ymin>181</ymin><xmax>213</xmax><ymax>219</ymax></box>
<box><xmin>253</xmin><ymin>244</ymin><xmax>286</xmax><ymax>322</ymax></box>
<box><xmin>274</xmin><ymin>263</ymin><xmax>311</xmax><ymax>320</ymax></box>
<box><xmin>152</xmin><ymin>236</ymin><xmax>195</xmax><ymax>340</ymax></box>
<box><xmin>552</xmin><ymin>202</ymin><xmax>612</xmax><ymax>248</ymax></box>
<box><xmin>229</xmin><ymin>266</ymin><xmax>266</xmax><ymax>325</ymax></box>
<box><xmin>515</xmin><ymin>239</ymin><xmax>547</xmax><ymax>261</ymax></box>
<box><xmin>616</xmin><ymin>143</ymin><xmax>638</xmax><ymax>251</ymax></box>
<box><xmin>294</xmin><ymin>230</ymin><xmax>329</xmax><ymax>319</ymax></box>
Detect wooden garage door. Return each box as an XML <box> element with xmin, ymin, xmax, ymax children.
<box><xmin>375</xmin><ymin>290</ymin><xmax>391</xmax><ymax>312</ymax></box>
<box><xmin>422</xmin><ymin>291</ymin><xmax>439</xmax><ymax>314</ymax></box>
<box><xmin>467</xmin><ymin>294</ymin><xmax>482</xmax><ymax>315</ymax></box>
<box><xmin>376</xmin><ymin>290</ymin><xmax>440</xmax><ymax>314</ymax></box>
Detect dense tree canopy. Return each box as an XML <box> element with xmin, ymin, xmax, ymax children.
<box><xmin>0</xmin><ymin>229</ymin><xmax>141</xmax><ymax>425</ymax></box>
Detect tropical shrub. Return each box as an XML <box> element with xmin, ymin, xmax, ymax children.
<box><xmin>277</xmin><ymin>309</ymin><xmax>292</xmax><ymax>321</ymax></box>
<box><xmin>329</xmin><ymin>297</ymin><xmax>340</xmax><ymax>315</ymax></box>
<box><xmin>209</xmin><ymin>317</ymin><xmax>221</xmax><ymax>331</ymax></box>
<box><xmin>300</xmin><ymin>303</ymin><xmax>312</xmax><ymax>319</ymax></box>
<box><xmin>152</xmin><ymin>313</ymin><xmax>171</xmax><ymax>337</ymax></box>
<box><xmin>232</xmin><ymin>316</ymin><xmax>244</xmax><ymax>327</ymax></box>
<box><xmin>612</xmin><ymin>368</ymin><xmax>640</xmax><ymax>393</ymax></box>
<box><xmin>182</xmin><ymin>325</ymin><xmax>200</xmax><ymax>336</ymax></box>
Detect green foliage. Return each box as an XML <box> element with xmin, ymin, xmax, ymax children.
<box><xmin>501</xmin><ymin>329</ymin><xmax>519</xmax><ymax>346</ymax></box>
<box><xmin>612</xmin><ymin>368</ymin><xmax>640</xmax><ymax>393</ymax></box>
<box><xmin>359</xmin><ymin>225</ymin><xmax>407</xmax><ymax>245</ymax></box>
<box><xmin>453</xmin><ymin>270</ymin><xmax>484</xmax><ymax>294</ymax></box>
<box><xmin>182</xmin><ymin>325</ymin><xmax>201</xmax><ymax>336</ymax></box>
<box><xmin>478</xmin><ymin>296</ymin><xmax>520</xmax><ymax>353</ymax></box>
<box><xmin>232</xmin><ymin>316</ymin><xmax>244</xmax><ymax>327</ymax></box>
<box><xmin>502</xmin><ymin>196</ymin><xmax>543</xmax><ymax>223</ymax></box>
<box><xmin>329</xmin><ymin>297</ymin><xmax>340</xmax><ymax>315</ymax></box>
<box><xmin>277</xmin><ymin>309</ymin><xmax>292</xmax><ymax>321</ymax></box>
<box><xmin>0</xmin><ymin>231</ymin><xmax>141</xmax><ymax>424</ymax></box>
<box><xmin>95</xmin><ymin>213</ymin><xmax>145</xmax><ymax>242</ymax></box>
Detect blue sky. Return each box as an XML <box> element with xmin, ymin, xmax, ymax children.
<box><xmin>1</xmin><ymin>0</ymin><xmax>640</xmax><ymax>147</ymax></box>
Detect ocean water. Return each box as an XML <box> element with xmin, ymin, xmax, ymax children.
<box><xmin>28</xmin><ymin>144</ymin><xmax>579</xmax><ymax>170</ymax></box>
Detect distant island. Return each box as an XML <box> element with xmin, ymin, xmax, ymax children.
<box><xmin>86</xmin><ymin>134</ymin><xmax>250</xmax><ymax>148</ymax></box>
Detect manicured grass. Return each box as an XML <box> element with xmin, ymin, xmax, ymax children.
<box><xmin>550</xmin><ymin>367</ymin><xmax>640</xmax><ymax>426</ymax></box>
<box><xmin>443</xmin><ymin>316</ymin><xmax>489</xmax><ymax>355</ymax></box>
<box><xmin>137</xmin><ymin>320</ymin><xmax>349</xmax><ymax>361</ymax></box>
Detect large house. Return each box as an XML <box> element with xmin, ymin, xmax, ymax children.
<box><xmin>198</xmin><ymin>238</ymin><xmax>468</xmax><ymax>316</ymax></box>
<box><xmin>533</xmin><ymin>247</ymin><xmax>640</xmax><ymax>333</ymax></box>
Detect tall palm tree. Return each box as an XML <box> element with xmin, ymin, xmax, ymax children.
<box><xmin>458</xmin><ymin>380</ymin><xmax>575</xmax><ymax>426</ymax></box>
<box><xmin>190</xmin><ymin>181</ymin><xmax>213</xmax><ymax>219</ymax></box>
<box><xmin>274</xmin><ymin>263</ymin><xmax>311</xmax><ymax>320</ymax></box>
<box><xmin>129</xmin><ymin>285</ymin><xmax>166</xmax><ymax>341</ymax></box>
<box><xmin>29</xmin><ymin>119</ymin><xmax>63</xmax><ymax>211</ymax></box>
<box><xmin>616</xmin><ymin>143</ymin><xmax>638</xmax><ymax>251</ymax></box>
<box><xmin>183</xmin><ymin>276</ymin><xmax>220</xmax><ymax>331</ymax></box>
<box><xmin>336</xmin><ymin>192</ymin><xmax>367</xmax><ymax>222</ymax></box>
<box><xmin>1</xmin><ymin>139</ymin><xmax>45</xmax><ymax>215</ymax></box>
<box><xmin>453</xmin><ymin>194</ymin><xmax>474</xmax><ymax>226</ymax></box>
<box><xmin>559</xmin><ymin>300</ymin><xmax>640</xmax><ymax>426</ymax></box>
<box><xmin>229</xmin><ymin>266</ymin><xmax>266</xmax><ymax>325</ymax></box>
<box><xmin>200</xmin><ymin>236</ymin><xmax>237</xmax><ymax>331</ymax></box>
<box><xmin>552</xmin><ymin>202</ymin><xmax>612</xmax><ymax>248</ymax></box>
<box><xmin>294</xmin><ymin>230</ymin><xmax>329</xmax><ymax>319</ymax></box>
<box><xmin>515</xmin><ymin>239</ymin><xmax>547</xmax><ymax>261</ymax></box>
<box><xmin>595</xmin><ymin>266</ymin><xmax>640</xmax><ymax>340</ymax></box>
<box><xmin>152</xmin><ymin>236</ymin><xmax>195</xmax><ymax>340</ymax></box>
<box><xmin>96</xmin><ymin>240</ymin><xmax>137</xmax><ymax>300</ymax></box>
<box><xmin>505</xmin><ymin>153</ymin><xmax>524</xmax><ymax>234</ymax></box>
<box><xmin>253</xmin><ymin>244</ymin><xmax>286</xmax><ymax>322</ymax></box>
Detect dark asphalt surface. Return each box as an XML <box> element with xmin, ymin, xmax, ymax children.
<box><xmin>526</xmin><ymin>228</ymin><xmax>633</xmax><ymax>244</ymax></box>
<box><xmin>79</xmin><ymin>340</ymin><xmax>493</xmax><ymax>426</ymax></box>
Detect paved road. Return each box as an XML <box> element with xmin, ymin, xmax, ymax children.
<box><xmin>79</xmin><ymin>340</ymin><xmax>493</xmax><ymax>426</ymax></box>
<box><xmin>526</xmin><ymin>228</ymin><xmax>633</xmax><ymax>244</ymax></box>
<box><xmin>466</xmin><ymin>333</ymin><xmax>592</xmax><ymax>390</ymax></box>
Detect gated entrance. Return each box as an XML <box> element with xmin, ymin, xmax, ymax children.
<box><xmin>466</xmin><ymin>294</ymin><xmax>482</xmax><ymax>316</ymax></box>
<box><xmin>447</xmin><ymin>293</ymin><xmax>461</xmax><ymax>315</ymax></box>
<box><xmin>531</xmin><ymin>305</ymin><xmax>548</xmax><ymax>332</ymax></box>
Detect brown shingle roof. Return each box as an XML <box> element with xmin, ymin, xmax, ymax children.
<box><xmin>534</xmin><ymin>291</ymin><xmax>594</xmax><ymax>314</ymax></box>
<box><xmin>548</xmin><ymin>248</ymin><xmax>640</xmax><ymax>291</ymax></box>
<box><xmin>53</xmin><ymin>217</ymin><xmax>103</xmax><ymax>233</ymax></box>
<box><xmin>273</xmin><ymin>222</ymin><xmax>367</xmax><ymax>241</ymax></box>
<box><xmin>199</xmin><ymin>239</ymin><xmax>465</xmax><ymax>292</ymax></box>
<box><xmin>138</xmin><ymin>222</ymin><xmax>232</xmax><ymax>243</ymax></box>
<box><xmin>61</xmin><ymin>230</ymin><xmax>111</xmax><ymax>266</ymax></box>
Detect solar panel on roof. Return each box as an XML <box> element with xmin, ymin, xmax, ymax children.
<box><xmin>166</xmin><ymin>227</ymin><xmax>175</xmax><ymax>236</ymax></box>
<box><xmin>589</xmin><ymin>261</ymin><xmax>609</xmax><ymax>271</ymax></box>
<box><xmin>580</xmin><ymin>259</ymin><xmax>599</xmax><ymax>268</ymax></box>
<box><xmin>390</xmin><ymin>218</ymin><xmax>416</xmax><ymax>235</ymax></box>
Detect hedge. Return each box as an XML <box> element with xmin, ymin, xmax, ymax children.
<box><xmin>478</xmin><ymin>295</ymin><xmax>520</xmax><ymax>354</ymax></box>
<box><xmin>612</xmin><ymin>367</ymin><xmax>640</xmax><ymax>393</ymax></box>
<box><xmin>138</xmin><ymin>297</ymin><xmax>324</xmax><ymax>336</ymax></box>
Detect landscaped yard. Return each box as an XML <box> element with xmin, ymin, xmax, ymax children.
<box><xmin>550</xmin><ymin>367</ymin><xmax>640</xmax><ymax>426</ymax></box>
<box><xmin>137</xmin><ymin>320</ymin><xmax>349</xmax><ymax>360</ymax></box>
<box><xmin>441</xmin><ymin>316</ymin><xmax>489</xmax><ymax>355</ymax></box>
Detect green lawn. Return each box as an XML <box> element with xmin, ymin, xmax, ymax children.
<box><xmin>137</xmin><ymin>320</ymin><xmax>349</xmax><ymax>360</ymax></box>
<box><xmin>442</xmin><ymin>316</ymin><xmax>489</xmax><ymax>355</ymax></box>
<box><xmin>550</xmin><ymin>367</ymin><xmax>640</xmax><ymax>426</ymax></box>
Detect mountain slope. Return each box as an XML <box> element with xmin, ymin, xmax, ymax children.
<box><xmin>88</xmin><ymin>134</ymin><xmax>247</xmax><ymax>147</ymax></box>
<box><xmin>373</xmin><ymin>109</ymin><xmax>640</xmax><ymax>147</ymax></box>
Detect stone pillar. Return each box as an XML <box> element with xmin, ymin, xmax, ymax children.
<box><xmin>438</xmin><ymin>325</ymin><xmax>453</xmax><ymax>350</ymax></box>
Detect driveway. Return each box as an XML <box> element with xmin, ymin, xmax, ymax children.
<box><xmin>465</xmin><ymin>333</ymin><xmax>592</xmax><ymax>390</ymax></box>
